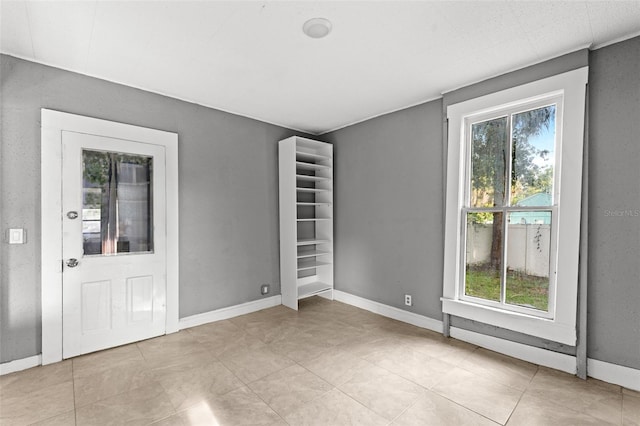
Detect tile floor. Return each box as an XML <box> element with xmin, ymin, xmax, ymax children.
<box><xmin>1</xmin><ymin>296</ymin><xmax>638</xmax><ymax>425</ymax></box>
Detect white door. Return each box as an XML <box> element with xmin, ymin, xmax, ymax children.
<box><xmin>61</xmin><ymin>131</ymin><xmax>167</xmax><ymax>358</ymax></box>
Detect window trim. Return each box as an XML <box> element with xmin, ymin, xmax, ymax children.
<box><xmin>442</xmin><ymin>67</ymin><xmax>588</xmax><ymax>346</ymax></box>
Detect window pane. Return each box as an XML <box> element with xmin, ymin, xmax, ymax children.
<box><xmin>505</xmin><ymin>212</ymin><xmax>551</xmax><ymax>311</ymax></box>
<box><xmin>470</xmin><ymin>117</ymin><xmax>508</xmax><ymax>208</ymax></box>
<box><xmin>465</xmin><ymin>212</ymin><xmax>503</xmax><ymax>302</ymax></box>
<box><xmin>511</xmin><ymin>105</ymin><xmax>555</xmax><ymax>207</ymax></box>
<box><xmin>82</xmin><ymin>150</ymin><xmax>154</xmax><ymax>255</ymax></box>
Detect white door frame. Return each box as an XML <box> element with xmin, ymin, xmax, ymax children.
<box><xmin>41</xmin><ymin>109</ymin><xmax>180</xmax><ymax>365</ymax></box>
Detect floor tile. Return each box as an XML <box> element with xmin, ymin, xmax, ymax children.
<box><xmin>152</xmin><ymin>357</ymin><xmax>245</xmax><ymax>411</ymax></box>
<box><xmin>73</xmin><ymin>359</ymin><xmax>158</xmax><ymax>407</ymax></box>
<box><xmin>284</xmin><ymin>388</ymin><xmax>388</xmax><ymax>426</ymax></box>
<box><xmin>0</xmin><ymin>360</ymin><xmax>72</xmax><ymax>395</ymax></box>
<box><xmin>507</xmin><ymin>392</ymin><xmax>619</xmax><ymax>425</ymax></box>
<box><xmin>304</xmin><ymin>322</ymin><xmax>365</xmax><ymax>346</ymax></box>
<box><xmin>2</xmin><ymin>296</ymin><xmax>634</xmax><ymax>425</ymax></box>
<box><xmin>623</xmin><ymin>388</ymin><xmax>640</xmax><ymax>397</ymax></box>
<box><xmin>30</xmin><ymin>410</ymin><xmax>76</xmax><ymax>426</ymax></box>
<box><xmin>75</xmin><ymin>382</ymin><xmax>174</xmax><ymax>425</ymax></box>
<box><xmin>218</xmin><ymin>339</ymin><xmax>296</xmax><ymax>384</ymax></box>
<box><xmin>432</xmin><ymin>367</ymin><xmax>522</xmax><ymax>424</ymax></box>
<box><xmin>459</xmin><ymin>347</ymin><xmax>538</xmax><ymax>391</ymax></box>
<box><xmin>345</xmin><ymin>309</ymin><xmax>401</xmax><ymax>329</ymax></box>
<box><xmin>623</xmin><ymin>392</ymin><xmax>640</xmax><ymax>426</ymax></box>
<box><xmin>137</xmin><ymin>331</ymin><xmax>206</xmax><ymax>369</ymax></box>
<box><xmin>187</xmin><ymin>319</ymin><xmax>278</xmax><ymax>359</ymax></box>
<box><xmin>246</xmin><ymin>322</ymin><xmax>304</xmax><ymax>345</ymax></box>
<box><xmin>338</xmin><ymin>363</ymin><xmax>425</xmax><ymax>421</ymax></box>
<box><xmin>0</xmin><ymin>380</ymin><xmax>75</xmax><ymax>426</ymax></box>
<box><xmin>364</xmin><ymin>341</ymin><xmax>455</xmax><ymax>389</ymax></box>
<box><xmin>392</xmin><ymin>389</ymin><xmax>498</xmax><ymax>426</ymax></box>
<box><xmin>230</xmin><ymin>306</ymin><xmax>297</xmax><ymax>332</ymax></box>
<box><xmin>413</xmin><ymin>337</ymin><xmax>477</xmax><ymax>366</ymax></box>
<box><xmin>154</xmin><ymin>387</ymin><xmax>286</xmax><ymax>425</ymax></box>
<box><xmin>337</xmin><ymin>333</ymin><xmax>402</xmax><ymax>361</ymax></box>
<box><xmin>267</xmin><ymin>330</ymin><xmax>335</xmax><ymax>363</ymax></box>
<box><xmin>186</xmin><ymin>319</ymin><xmax>247</xmax><ymax>346</ymax></box>
<box><xmin>248</xmin><ymin>364</ymin><xmax>333</xmax><ymax>417</ymax></box>
<box><xmin>300</xmin><ymin>347</ymin><xmax>375</xmax><ymax>386</ymax></box>
<box><xmin>72</xmin><ymin>343</ymin><xmax>144</xmax><ymax>379</ymax></box>
<box><xmin>527</xmin><ymin>367</ymin><xmax>623</xmax><ymax>424</ymax></box>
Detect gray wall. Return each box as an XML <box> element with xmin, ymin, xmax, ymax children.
<box><xmin>323</xmin><ymin>100</ymin><xmax>444</xmax><ymax>320</ymax></box>
<box><xmin>2</xmin><ymin>36</ymin><xmax>639</xmax><ymax>370</ymax></box>
<box><xmin>0</xmin><ymin>55</ymin><xmax>309</xmax><ymax>363</ymax></box>
<box><xmin>325</xmin><ymin>39</ymin><xmax>640</xmax><ymax>370</ymax></box>
<box><xmin>588</xmin><ymin>37</ymin><xmax>640</xmax><ymax>369</ymax></box>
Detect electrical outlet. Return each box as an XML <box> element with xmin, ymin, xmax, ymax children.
<box><xmin>404</xmin><ymin>294</ymin><xmax>412</xmax><ymax>306</ymax></box>
<box><xmin>261</xmin><ymin>284</ymin><xmax>270</xmax><ymax>295</ymax></box>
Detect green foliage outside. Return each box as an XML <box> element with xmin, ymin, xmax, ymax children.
<box><xmin>465</xmin><ymin>265</ymin><xmax>549</xmax><ymax>311</ymax></box>
<box><xmin>470</xmin><ymin>106</ymin><xmax>555</xmax><ymax>208</ymax></box>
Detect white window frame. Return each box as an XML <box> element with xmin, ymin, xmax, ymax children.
<box><xmin>442</xmin><ymin>67</ymin><xmax>588</xmax><ymax>346</ymax></box>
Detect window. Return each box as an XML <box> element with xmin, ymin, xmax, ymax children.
<box><xmin>443</xmin><ymin>67</ymin><xmax>588</xmax><ymax>345</ymax></box>
<box><xmin>82</xmin><ymin>149</ymin><xmax>154</xmax><ymax>255</ymax></box>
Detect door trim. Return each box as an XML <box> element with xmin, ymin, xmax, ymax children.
<box><xmin>41</xmin><ymin>109</ymin><xmax>179</xmax><ymax>365</ymax></box>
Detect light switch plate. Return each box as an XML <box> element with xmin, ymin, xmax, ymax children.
<box><xmin>9</xmin><ymin>228</ymin><xmax>25</xmax><ymax>244</ymax></box>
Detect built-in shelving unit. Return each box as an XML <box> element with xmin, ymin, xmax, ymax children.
<box><xmin>279</xmin><ymin>136</ymin><xmax>333</xmax><ymax>310</ymax></box>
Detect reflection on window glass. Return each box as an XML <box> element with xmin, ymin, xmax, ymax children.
<box><xmin>505</xmin><ymin>211</ymin><xmax>552</xmax><ymax>312</ymax></box>
<box><xmin>465</xmin><ymin>212</ymin><xmax>503</xmax><ymax>302</ymax></box>
<box><xmin>470</xmin><ymin>117</ymin><xmax>508</xmax><ymax>208</ymax></box>
<box><xmin>511</xmin><ymin>105</ymin><xmax>555</xmax><ymax>206</ymax></box>
<box><xmin>82</xmin><ymin>150</ymin><xmax>153</xmax><ymax>256</ymax></box>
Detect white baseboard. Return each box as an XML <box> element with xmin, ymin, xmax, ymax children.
<box><xmin>588</xmin><ymin>358</ymin><xmax>640</xmax><ymax>391</ymax></box>
<box><xmin>333</xmin><ymin>290</ymin><xmax>443</xmax><ymax>333</ymax></box>
<box><xmin>0</xmin><ymin>354</ymin><xmax>42</xmax><ymax>376</ymax></box>
<box><xmin>450</xmin><ymin>326</ymin><xmax>577</xmax><ymax>374</ymax></box>
<box><xmin>334</xmin><ymin>289</ymin><xmax>639</xmax><ymax>391</ymax></box>
<box><xmin>179</xmin><ymin>295</ymin><xmax>282</xmax><ymax>330</ymax></box>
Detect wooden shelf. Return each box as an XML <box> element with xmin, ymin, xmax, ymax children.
<box><xmin>298</xmin><ymin>281</ymin><xmax>333</xmax><ymax>299</ymax></box>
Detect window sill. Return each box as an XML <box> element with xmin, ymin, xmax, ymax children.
<box><xmin>441</xmin><ymin>297</ymin><xmax>576</xmax><ymax>346</ymax></box>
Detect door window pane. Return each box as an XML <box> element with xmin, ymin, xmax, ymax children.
<box><xmin>82</xmin><ymin>150</ymin><xmax>153</xmax><ymax>255</ymax></box>
<box><xmin>465</xmin><ymin>212</ymin><xmax>503</xmax><ymax>302</ymax></box>
<box><xmin>511</xmin><ymin>105</ymin><xmax>556</xmax><ymax>206</ymax></box>
<box><xmin>505</xmin><ymin>211</ymin><xmax>552</xmax><ymax>311</ymax></box>
<box><xmin>470</xmin><ymin>117</ymin><xmax>508</xmax><ymax>208</ymax></box>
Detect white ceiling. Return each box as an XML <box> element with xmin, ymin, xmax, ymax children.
<box><xmin>2</xmin><ymin>1</ymin><xmax>640</xmax><ymax>134</ymax></box>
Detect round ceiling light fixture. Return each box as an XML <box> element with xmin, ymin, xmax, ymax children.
<box><xmin>303</xmin><ymin>18</ymin><xmax>332</xmax><ymax>39</ymax></box>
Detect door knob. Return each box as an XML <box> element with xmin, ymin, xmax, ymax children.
<box><xmin>67</xmin><ymin>211</ymin><xmax>79</xmax><ymax>219</ymax></box>
<box><xmin>66</xmin><ymin>258</ymin><xmax>79</xmax><ymax>268</ymax></box>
